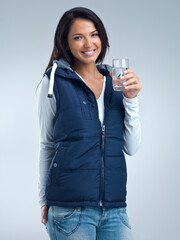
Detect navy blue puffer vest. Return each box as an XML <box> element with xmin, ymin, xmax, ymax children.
<box><xmin>44</xmin><ymin>62</ymin><xmax>127</xmax><ymax>208</ymax></box>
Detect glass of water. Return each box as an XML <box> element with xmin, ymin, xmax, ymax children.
<box><xmin>112</xmin><ymin>58</ymin><xmax>129</xmax><ymax>91</ymax></box>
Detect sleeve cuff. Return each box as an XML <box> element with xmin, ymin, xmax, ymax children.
<box><xmin>123</xmin><ymin>94</ymin><xmax>138</xmax><ymax>103</ymax></box>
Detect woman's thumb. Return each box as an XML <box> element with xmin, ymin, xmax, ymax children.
<box><xmin>42</xmin><ymin>212</ymin><xmax>48</xmax><ymax>223</ymax></box>
<box><xmin>41</xmin><ymin>205</ymin><xmax>48</xmax><ymax>223</ymax></box>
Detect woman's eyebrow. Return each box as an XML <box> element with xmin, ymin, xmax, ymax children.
<box><xmin>72</xmin><ymin>30</ymin><xmax>98</xmax><ymax>36</ymax></box>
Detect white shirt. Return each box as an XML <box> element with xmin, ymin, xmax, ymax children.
<box><xmin>75</xmin><ymin>72</ymin><xmax>106</xmax><ymax>126</ymax></box>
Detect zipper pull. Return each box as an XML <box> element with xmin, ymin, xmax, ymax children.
<box><xmin>101</xmin><ymin>125</ymin><xmax>105</xmax><ymax>148</ymax></box>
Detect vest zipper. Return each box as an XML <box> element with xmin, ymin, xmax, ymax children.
<box><xmin>72</xmin><ymin>73</ymin><xmax>106</xmax><ymax>207</ymax></box>
<box><xmin>99</xmin><ymin>124</ymin><xmax>105</xmax><ymax>206</ymax></box>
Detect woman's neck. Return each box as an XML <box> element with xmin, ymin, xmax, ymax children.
<box><xmin>73</xmin><ymin>61</ymin><xmax>102</xmax><ymax>81</ymax></box>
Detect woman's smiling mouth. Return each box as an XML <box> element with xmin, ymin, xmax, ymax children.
<box><xmin>81</xmin><ymin>49</ymin><xmax>96</xmax><ymax>56</ymax></box>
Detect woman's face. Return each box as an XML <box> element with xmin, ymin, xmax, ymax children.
<box><xmin>67</xmin><ymin>18</ymin><xmax>102</xmax><ymax>66</ymax></box>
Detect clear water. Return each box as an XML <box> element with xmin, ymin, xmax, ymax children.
<box><xmin>112</xmin><ymin>67</ymin><xmax>127</xmax><ymax>91</ymax></box>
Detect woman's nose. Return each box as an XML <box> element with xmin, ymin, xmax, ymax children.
<box><xmin>84</xmin><ymin>37</ymin><xmax>92</xmax><ymax>48</ymax></box>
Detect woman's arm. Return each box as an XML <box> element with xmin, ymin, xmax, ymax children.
<box><xmin>36</xmin><ymin>75</ymin><xmax>56</xmax><ymax>208</ymax></box>
<box><xmin>121</xmin><ymin>68</ymin><xmax>142</xmax><ymax>155</ymax></box>
<box><xmin>109</xmin><ymin>69</ymin><xmax>142</xmax><ymax>155</ymax></box>
<box><xmin>123</xmin><ymin>95</ymin><xmax>141</xmax><ymax>155</ymax></box>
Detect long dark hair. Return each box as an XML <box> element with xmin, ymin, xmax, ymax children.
<box><xmin>45</xmin><ymin>7</ymin><xmax>110</xmax><ymax>73</ymax></box>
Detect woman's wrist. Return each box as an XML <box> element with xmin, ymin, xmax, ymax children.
<box><xmin>123</xmin><ymin>93</ymin><xmax>138</xmax><ymax>102</ymax></box>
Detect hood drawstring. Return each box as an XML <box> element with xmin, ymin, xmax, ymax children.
<box><xmin>48</xmin><ymin>62</ymin><xmax>58</xmax><ymax>98</ymax></box>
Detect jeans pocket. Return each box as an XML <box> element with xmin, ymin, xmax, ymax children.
<box><xmin>52</xmin><ymin>206</ymin><xmax>82</xmax><ymax>236</ymax></box>
<box><xmin>118</xmin><ymin>207</ymin><xmax>132</xmax><ymax>229</ymax></box>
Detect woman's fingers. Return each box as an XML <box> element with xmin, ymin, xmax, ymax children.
<box><xmin>41</xmin><ymin>205</ymin><xmax>48</xmax><ymax>223</ymax></box>
<box><xmin>123</xmin><ymin>78</ymin><xmax>136</xmax><ymax>86</ymax></box>
<box><xmin>121</xmin><ymin>73</ymin><xmax>134</xmax><ymax>80</ymax></box>
<box><xmin>124</xmin><ymin>83</ymin><xmax>142</xmax><ymax>90</ymax></box>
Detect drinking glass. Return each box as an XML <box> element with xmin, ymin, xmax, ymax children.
<box><xmin>112</xmin><ymin>58</ymin><xmax>129</xmax><ymax>91</ymax></box>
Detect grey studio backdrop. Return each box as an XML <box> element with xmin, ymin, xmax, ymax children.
<box><xmin>0</xmin><ymin>0</ymin><xmax>180</xmax><ymax>239</ymax></box>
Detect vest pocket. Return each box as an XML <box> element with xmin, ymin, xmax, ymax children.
<box><xmin>50</xmin><ymin>145</ymin><xmax>68</xmax><ymax>185</ymax></box>
<box><xmin>81</xmin><ymin>99</ymin><xmax>92</xmax><ymax>119</ymax></box>
<box><xmin>75</xmin><ymin>87</ymin><xmax>92</xmax><ymax>120</ymax></box>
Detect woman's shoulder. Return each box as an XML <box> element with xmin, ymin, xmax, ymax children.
<box><xmin>36</xmin><ymin>74</ymin><xmax>50</xmax><ymax>99</ymax></box>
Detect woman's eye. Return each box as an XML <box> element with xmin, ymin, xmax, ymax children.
<box><xmin>92</xmin><ymin>33</ymin><xmax>98</xmax><ymax>37</ymax></box>
<box><xmin>73</xmin><ymin>36</ymin><xmax>82</xmax><ymax>40</ymax></box>
<box><xmin>73</xmin><ymin>33</ymin><xmax>98</xmax><ymax>40</ymax></box>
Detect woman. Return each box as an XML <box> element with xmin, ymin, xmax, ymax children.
<box><xmin>37</xmin><ymin>6</ymin><xmax>142</xmax><ymax>240</ymax></box>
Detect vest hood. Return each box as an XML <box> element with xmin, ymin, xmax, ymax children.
<box><xmin>47</xmin><ymin>58</ymin><xmax>112</xmax><ymax>98</ymax></box>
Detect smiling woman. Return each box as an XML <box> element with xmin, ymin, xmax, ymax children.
<box><xmin>44</xmin><ymin>7</ymin><xmax>109</xmax><ymax>72</ymax></box>
<box><xmin>37</xmin><ymin>6</ymin><xmax>142</xmax><ymax>240</ymax></box>
<box><xmin>67</xmin><ymin>18</ymin><xmax>102</xmax><ymax>68</ymax></box>
<box><xmin>67</xmin><ymin>18</ymin><xmax>102</xmax><ymax>79</ymax></box>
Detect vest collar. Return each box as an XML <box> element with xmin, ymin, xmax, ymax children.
<box><xmin>47</xmin><ymin>58</ymin><xmax>112</xmax><ymax>98</ymax></box>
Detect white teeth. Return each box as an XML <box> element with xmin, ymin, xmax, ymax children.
<box><xmin>83</xmin><ymin>50</ymin><xmax>94</xmax><ymax>54</ymax></box>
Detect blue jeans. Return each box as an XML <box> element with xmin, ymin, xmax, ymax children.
<box><xmin>43</xmin><ymin>206</ymin><xmax>133</xmax><ymax>240</ymax></box>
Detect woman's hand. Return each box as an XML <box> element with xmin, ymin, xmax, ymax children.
<box><xmin>41</xmin><ymin>205</ymin><xmax>49</xmax><ymax>223</ymax></box>
<box><xmin>110</xmin><ymin>69</ymin><xmax>142</xmax><ymax>99</ymax></box>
